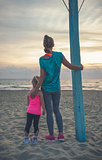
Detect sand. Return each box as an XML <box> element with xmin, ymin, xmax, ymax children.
<box><xmin>0</xmin><ymin>90</ymin><xmax>102</xmax><ymax>160</ymax></box>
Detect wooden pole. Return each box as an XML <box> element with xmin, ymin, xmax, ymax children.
<box><xmin>69</xmin><ymin>0</ymin><xmax>86</xmax><ymax>142</ymax></box>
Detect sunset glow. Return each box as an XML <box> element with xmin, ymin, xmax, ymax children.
<box><xmin>0</xmin><ymin>0</ymin><xmax>102</xmax><ymax>79</ymax></box>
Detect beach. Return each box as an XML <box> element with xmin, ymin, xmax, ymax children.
<box><xmin>0</xmin><ymin>90</ymin><xmax>102</xmax><ymax>160</ymax></box>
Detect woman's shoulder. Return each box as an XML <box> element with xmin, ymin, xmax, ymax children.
<box><xmin>53</xmin><ymin>51</ymin><xmax>63</xmax><ymax>55</ymax></box>
<box><xmin>39</xmin><ymin>56</ymin><xmax>46</xmax><ymax>62</ymax></box>
<box><xmin>39</xmin><ymin>52</ymin><xmax>63</xmax><ymax>61</ymax></box>
<box><xmin>39</xmin><ymin>56</ymin><xmax>43</xmax><ymax>61</ymax></box>
<box><xmin>53</xmin><ymin>51</ymin><xmax>63</xmax><ymax>60</ymax></box>
<box><xmin>40</xmin><ymin>55</ymin><xmax>45</xmax><ymax>59</ymax></box>
<box><xmin>53</xmin><ymin>51</ymin><xmax>62</xmax><ymax>53</ymax></box>
<box><xmin>40</xmin><ymin>55</ymin><xmax>48</xmax><ymax>59</ymax></box>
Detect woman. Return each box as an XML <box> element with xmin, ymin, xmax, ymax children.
<box><xmin>30</xmin><ymin>35</ymin><xmax>83</xmax><ymax>142</ymax></box>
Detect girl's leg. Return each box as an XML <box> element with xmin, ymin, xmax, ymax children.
<box><xmin>42</xmin><ymin>90</ymin><xmax>54</xmax><ymax>136</ymax></box>
<box><xmin>25</xmin><ymin>113</ymin><xmax>33</xmax><ymax>136</ymax></box>
<box><xmin>33</xmin><ymin>115</ymin><xmax>40</xmax><ymax>136</ymax></box>
<box><xmin>52</xmin><ymin>90</ymin><xmax>63</xmax><ymax>134</ymax></box>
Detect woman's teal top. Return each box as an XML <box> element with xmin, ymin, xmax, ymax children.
<box><xmin>39</xmin><ymin>51</ymin><xmax>63</xmax><ymax>92</ymax></box>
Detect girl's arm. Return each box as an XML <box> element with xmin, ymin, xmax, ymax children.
<box><xmin>62</xmin><ymin>55</ymin><xmax>83</xmax><ymax>70</ymax></box>
<box><xmin>27</xmin><ymin>95</ymin><xmax>29</xmax><ymax>106</ymax></box>
<box><xmin>30</xmin><ymin>68</ymin><xmax>45</xmax><ymax>98</ymax></box>
<box><xmin>39</xmin><ymin>91</ymin><xmax>45</xmax><ymax>115</ymax></box>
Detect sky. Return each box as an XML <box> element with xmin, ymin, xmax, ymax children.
<box><xmin>0</xmin><ymin>0</ymin><xmax>102</xmax><ymax>79</ymax></box>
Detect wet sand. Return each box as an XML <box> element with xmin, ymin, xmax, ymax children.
<box><xmin>0</xmin><ymin>90</ymin><xmax>102</xmax><ymax>160</ymax></box>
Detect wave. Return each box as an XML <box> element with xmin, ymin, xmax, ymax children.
<box><xmin>0</xmin><ymin>79</ymin><xmax>102</xmax><ymax>91</ymax></box>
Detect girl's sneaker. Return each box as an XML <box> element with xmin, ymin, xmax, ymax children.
<box><xmin>45</xmin><ymin>135</ymin><xmax>55</xmax><ymax>142</ymax></box>
<box><xmin>32</xmin><ymin>136</ymin><xmax>38</xmax><ymax>143</ymax></box>
<box><xmin>58</xmin><ymin>134</ymin><xmax>64</xmax><ymax>142</ymax></box>
<box><xmin>24</xmin><ymin>136</ymin><xmax>30</xmax><ymax>144</ymax></box>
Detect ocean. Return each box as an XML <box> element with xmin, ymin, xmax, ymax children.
<box><xmin>0</xmin><ymin>79</ymin><xmax>102</xmax><ymax>90</ymax></box>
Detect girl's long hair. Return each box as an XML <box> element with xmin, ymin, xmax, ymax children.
<box><xmin>32</xmin><ymin>76</ymin><xmax>39</xmax><ymax>88</ymax></box>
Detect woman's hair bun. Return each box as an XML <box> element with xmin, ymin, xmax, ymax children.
<box><xmin>44</xmin><ymin>35</ymin><xmax>48</xmax><ymax>38</ymax></box>
<box><xmin>43</xmin><ymin>35</ymin><xmax>54</xmax><ymax>53</ymax></box>
<box><xmin>44</xmin><ymin>35</ymin><xmax>49</xmax><ymax>42</ymax></box>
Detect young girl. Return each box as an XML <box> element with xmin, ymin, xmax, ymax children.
<box><xmin>24</xmin><ymin>76</ymin><xmax>45</xmax><ymax>144</ymax></box>
<box><xmin>30</xmin><ymin>35</ymin><xmax>83</xmax><ymax>142</ymax></box>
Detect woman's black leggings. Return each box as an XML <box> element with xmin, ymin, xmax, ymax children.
<box><xmin>42</xmin><ymin>89</ymin><xmax>63</xmax><ymax>135</ymax></box>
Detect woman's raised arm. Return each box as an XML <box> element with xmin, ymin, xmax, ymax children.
<box><xmin>62</xmin><ymin>55</ymin><xmax>83</xmax><ymax>71</ymax></box>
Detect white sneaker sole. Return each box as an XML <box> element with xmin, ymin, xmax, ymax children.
<box><xmin>58</xmin><ymin>139</ymin><xmax>65</xmax><ymax>142</ymax></box>
<box><xmin>46</xmin><ymin>139</ymin><xmax>55</xmax><ymax>142</ymax></box>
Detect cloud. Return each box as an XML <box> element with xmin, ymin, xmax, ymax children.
<box><xmin>0</xmin><ymin>0</ymin><xmax>102</xmax><ymax>77</ymax></box>
<box><xmin>0</xmin><ymin>65</ymin><xmax>102</xmax><ymax>79</ymax></box>
<box><xmin>0</xmin><ymin>0</ymin><xmax>102</xmax><ymax>43</ymax></box>
<box><xmin>79</xmin><ymin>0</ymin><xmax>102</xmax><ymax>32</ymax></box>
<box><xmin>81</xmin><ymin>46</ymin><xmax>102</xmax><ymax>52</ymax></box>
<box><xmin>0</xmin><ymin>66</ymin><xmax>40</xmax><ymax>79</ymax></box>
<box><xmin>0</xmin><ymin>2</ymin><xmax>68</xmax><ymax>41</ymax></box>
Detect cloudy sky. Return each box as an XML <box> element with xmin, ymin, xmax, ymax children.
<box><xmin>0</xmin><ymin>0</ymin><xmax>102</xmax><ymax>79</ymax></box>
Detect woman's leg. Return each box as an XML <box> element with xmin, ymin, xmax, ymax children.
<box><xmin>25</xmin><ymin>113</ymin><xmax>33</xmax><ymax>136</ymax></box>
<box><xmin>42</xmin><ymin>90</ymin><xmax>54</xmax><ymax>136</ymax></box>
<box><xmin>33</xmin><ymin>115</ymin><xmax>40</xmax><ymax>136</ymax></box>
<box><xmin>52</xmin><ymin>90</ymin><xmax>63</xmax><ymax>134</ymax></box>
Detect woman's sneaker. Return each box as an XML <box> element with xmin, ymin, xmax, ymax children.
<box><xmin>24</xmin><ymin>136</ymin><xmax>30</xmax><ymax>144</ymax></box>
<box><xmin>32</xmin><ymin>136</ymin><xmax>38</xmax><ymax>143</ymax></box>
<box><xmin>58</xmin><ymin>134</ymin><xmax>64</xmax><ymax>142</ymax></box>
<box><xmin>45</xmin><ymin>135</ymin><xmax>55</xmax><ymax>142</ymax></box>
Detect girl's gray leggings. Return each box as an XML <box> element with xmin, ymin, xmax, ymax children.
<box><xmin>42</xmin><ymin>89</ymin><xmax>63</xmax><ymax>136</ymax></box>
